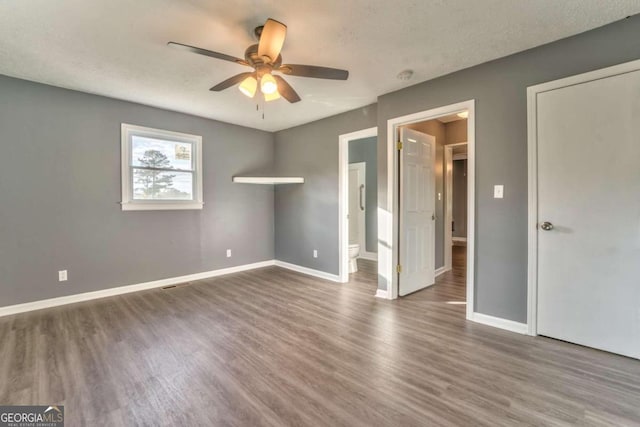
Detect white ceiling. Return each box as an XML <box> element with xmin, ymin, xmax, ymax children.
<box><xmin>1</xmin><ymin>1</ymin><xmax>639</xmax><ymax>132</ymax></box>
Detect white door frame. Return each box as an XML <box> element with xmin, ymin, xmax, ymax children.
<box><xmin>348</xmin><ymin>162</ymin><xmax>369</xmax><ymax>259</ymax></box>
<box><xmin>526</xmin><ymin>59</ymin><xmax>640</xmax><ymax>336</ymax></box>
<box><xmin>444</xmin><ymin>142</ymin><xmax>468</xmax><ymax>273</ymax></box>
<box><xmin>338</xmin><ymin>127</ymin><xmax>378</xmax><ymax>283</ymax></box>
<box><xmin>385</xmin><ymin>100</ymin><xmax>475</xmax><ymax>320</ymax></box>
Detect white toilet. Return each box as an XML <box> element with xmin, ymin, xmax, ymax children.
<box><xmin>348</xmin><ymin>244</ymin><xmax>360</xmax><ymax>273</ymax></box>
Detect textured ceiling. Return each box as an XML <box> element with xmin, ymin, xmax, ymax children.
<box><xmin>1</xmin><ymin>0</ymin><xmax>639</xmax><ymax>131</ymax></box>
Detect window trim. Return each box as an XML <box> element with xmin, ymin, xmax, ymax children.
<box><xmin>121</xmin><ymin>123</ymin><xmax>203</xmax><ymax>211</ymax></box>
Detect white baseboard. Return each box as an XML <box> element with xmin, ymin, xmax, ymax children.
<box><xmin>274</xmin><ymin>260</ymin><xmax>342</xmax><ymax>283</ymax></box>
<box><xmin>375</xmin><ymin>289</ymin><xmax>390</xmax><ymax>299</ymax></box>
<box><xmin>358</xmin><ymin>251</ymin><xmax>377</xmax><ymax>261</ymax></box>
<box><xmin>435</xmin><ymin>266</ymin><xmax>450</xmax><ymax>277</ymax></box>
<box><xmin>470</xmin><ymin>312</ymin><xmax>528</xmax><ymax>334</ymax></box>
<box><xmin>0</xmin><ymin>260</ymin><xmax>276</xmax><ymax>318</ymax></box>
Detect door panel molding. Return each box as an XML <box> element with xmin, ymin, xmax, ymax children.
<box><xmin>398</xmin><ymin>129</ymin><xmax>436</xmax><ymax>296</ymax></box>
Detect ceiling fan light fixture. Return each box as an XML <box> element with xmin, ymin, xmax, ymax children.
<box><xmin>168</xmin><ymin>17</ymin><xmax>348</xmax><ymax>105</ymax></box>
<box><xmin>260</xmin><ymin>73</ymin><xmax>278</xmax><ymax>94</ymax></box>
<box><xmin>264</xmin><ymin>90</ymin><xmax>281</xmax><ymax>102</ymax></box>
<box><xmin>238</xmin><ymin>75</ymin><xmax>257</xmax><ymax>97</ymax></box>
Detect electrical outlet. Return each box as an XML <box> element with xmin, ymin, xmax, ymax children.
<box><xmin>226</xmin><ymin>249</ymin><xmax>232</xmax><ymax>258</ymax></box>
<box><xmin>438</xmin><ymin>192</ymin><xmax>442</xmax><ymax>201</ymax></box>
<box><xmin>313</xmin><ymin>250</ymin><xmax>318</xmax><ymax>258</ymax></box>
<box><xmin>494</xmin><ymin>185</ymin><xmax>504</xmax><ymax>199</ymax></box>
<box><xmin>58</xmin><ymin>270</ymin><xmax>68</xmax><ymax>282</ymax></box>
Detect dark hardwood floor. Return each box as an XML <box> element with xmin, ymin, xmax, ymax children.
<box><xmin>2</xmin><ymin>254</ymin><xmax>640</xmax><ymax>426</ymax></box>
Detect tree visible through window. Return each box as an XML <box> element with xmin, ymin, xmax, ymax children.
<box><xmin>122</xmin><ymin>124</ymin><xmax>203</xmax><ymax>210</ymax></box>
<box><xmin>134</xmin><ymin>150</ymin><xmax>191</xmax><ymax>199</ymax></box>
<box><xmin>136</xmin><ymin>150</ymin><xmax>175</xmax><ymax>197</ymax></box>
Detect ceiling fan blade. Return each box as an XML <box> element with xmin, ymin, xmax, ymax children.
<box><xmin>168</xmin><ymin>42</ymin><xmax>249</xmax><ymax>66</ymax></box>
<box><xmin>273</xmin><ymin>75</ymin><xmax>301</xmax><ymax>103</ymax></box>
<box><xmin>210</xmin><ymin>72</ymin><xmax>254</xmax><ymax>91</ymax></box>
<box><xmin>278</xmin><ymin>64</ymin><xmax>349</xmax><ymax>80</ymax></box>
<box><xmin>258</xmin><ymin>19</ymin><xmax>287</xmax><ymax>63</ymax></box>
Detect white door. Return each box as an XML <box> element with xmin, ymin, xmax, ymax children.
<box><xmin>399</xmin><ymin>128</ymin><xmax>436</xmax><ymax>296</ymax></box>
<box><xmin>536</xmin><ymin>66</ymin><xmax>640</xmax><ymax>359</ymax></box>
<box><xmin>348</xmin><ymin>163</ymin><xmax>366</xmax><ymax>250</ymax></box>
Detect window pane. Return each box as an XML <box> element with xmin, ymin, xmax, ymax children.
<box><xmin>132</xmin><ymin>169</ymin><xmax>194</xmax><ymax>200</ymax></box>
<box><xmin>131</xmin><ymin>136</ymin><xmax>193</xmax><ymax>171</ymax></box>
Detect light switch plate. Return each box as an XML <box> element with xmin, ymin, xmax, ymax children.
<box><xmin>494</xmin><ymin>185</ymin><xmax>504</xmax><ymax>199</ymax></box>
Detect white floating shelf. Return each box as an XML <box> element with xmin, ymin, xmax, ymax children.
<box><xmin>233</xmin><ymin>177</ymin><xmax>304</xmax><ymax>185</ymax></box>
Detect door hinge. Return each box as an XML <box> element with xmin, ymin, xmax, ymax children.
<box><xmin>397</xmin><ymin>141</ymin><xmax>403</xmax><ymax>150</ymax></box>
<box><xmin>396</xmin><ymin>264</ymin><xmax>402</xmax><ymax>273</ymax></box>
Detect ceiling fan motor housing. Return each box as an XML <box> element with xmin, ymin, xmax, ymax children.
<box><xmin>245</xmin><ymin>44</ymin><xmax>282</xmax><ymax>70</ymax></box>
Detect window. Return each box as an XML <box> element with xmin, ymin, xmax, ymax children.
<box><xmin>121</xmin><ymin>124</ymin><xmax>203</xmax><ymax>210</ymax></box>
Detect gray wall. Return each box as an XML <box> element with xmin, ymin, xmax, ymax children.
<box><xmin>377</xmin><ymin>15</ymin><xmax>640</xmax><ymax>322</ymax></box>
<box><xmin>274</xmin><ymin>15</ymin><xmax>640</xmax><ymax>323</ymax></box>
<box><xmin>274</xmin><ymin>105</ymin><xmax>377</xmax><ymax>274</ymax></box>
<box><xmin>0</xmin><ymin>74</ymin><xmax>275</xmax><ymax>307</ymax></box>
<box><xmin>349</xmin><ymin>136</ymin><xmax>377</xmax><ymax>253</ymax></box>
<box><xmin>452</xmin><ymin>159</ymin><xmax>467</xmax><ymax>238</ymax></box>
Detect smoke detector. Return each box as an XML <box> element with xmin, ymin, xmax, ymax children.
<box><xmin>396</xmin><ymin>69</ymin><xmax>414</xmax><ymax>81</ymax></box>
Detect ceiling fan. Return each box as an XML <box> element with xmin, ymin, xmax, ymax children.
<box><xmin>168</xmin><ymin>18</ymin><xmax>349</xmax><ymax>103</ymax></box>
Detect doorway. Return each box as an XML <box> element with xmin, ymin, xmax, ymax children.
<box><xmin>384</xmin><ymin>100</ymin><xmax>475</xmax><ymax>319</ymax></box>
<box><xmin>444</xmin><ymin>142</ymin><xmax>468</xmax><ymax>272</ymax></box>
<box><xmin>338</xmin><ymin>127</ymin><xmax>378</xmax><ymax>284</ymax></box>
<box><xmin>395</xmin><ymin>114</ymin><xmax>469</xmax><ymax>300</ymax></box>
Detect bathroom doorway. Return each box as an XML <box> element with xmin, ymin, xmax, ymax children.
<box><xmin>338</xmin><ymin>127</ymin><xmax>378</xmax><ymax>285</ymax></box>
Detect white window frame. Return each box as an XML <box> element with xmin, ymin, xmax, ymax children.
<box><xmin>121</xmin><ymin>123</ymin><xmax>203</xmax><ymax>211</ymax></box>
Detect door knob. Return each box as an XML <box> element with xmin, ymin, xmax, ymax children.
<box><xmin>540</xmin><ymin>221</ymin><xmax>554</xmax><ymax>231</ymax></box>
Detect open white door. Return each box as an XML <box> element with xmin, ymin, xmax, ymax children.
<box><xmin>533</xmin><ymin>64</ymin><xmax>640</xmax><ymax>359</ymax></box>
<box><xmin>398</xmin><ymin>128</ymin><xmax>436</xmax><ymax>296</ymax></box>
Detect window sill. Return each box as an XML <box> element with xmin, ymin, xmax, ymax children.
<box><xmin>121</xmin><ymin>202</ymin><xmax>204</xmax><ymax>211</ymax></box>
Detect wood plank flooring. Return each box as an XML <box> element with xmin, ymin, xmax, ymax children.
<box><xmin>403</xmin><ymin>245</ymin><xmax>467</xmax><ymax>303</ymax></box>
<box><xmin>1</xmin><ymin>254</ymin><xmax>640</xmax><ymax>426</ymax></box>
